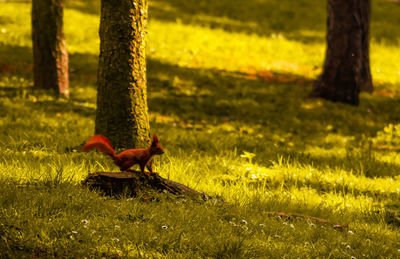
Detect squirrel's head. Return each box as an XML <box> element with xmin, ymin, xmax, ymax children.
<box><xmin>150</xmin><ymin>134</ymin><xmax>164</xmax><ymax>155</ymax></box>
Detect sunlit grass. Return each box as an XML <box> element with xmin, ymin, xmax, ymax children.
<box><xmin>1</xmin><ymin>0</ymin><xmax>400</xmax><ymax>257</ymax></box>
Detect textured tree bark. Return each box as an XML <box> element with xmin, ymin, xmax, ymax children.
<box><xmin>31</xmin><ymin>0</ymin><xmax>69</xmax><ymax>97</ymax></box>
<box><xmin>311</xmin><ymin>0</ymin><xmax>373</xmax><ymax>105</ymax></box>
<box><xmin>95</xmin><ymin>0</ymin><xmax>150</xmax><ymax>149</ymax></box>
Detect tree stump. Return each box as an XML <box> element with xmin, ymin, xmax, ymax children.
<box><xmin>82</xmin><ymin>170</ymin><xmax>209</xmax><ymax>201</ymax></box>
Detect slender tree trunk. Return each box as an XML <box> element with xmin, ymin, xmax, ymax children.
<box><xmin>31</xmin><ymin>0</ymin><xmax>69</xmax><ymax>97</ymax></box>
<box><xmin>311</xmin><ymin>0</ymin><xmax>372</xmax><ymax>105</ymax></box>
<box><xmin>95</xmin><ymin>0</ymin><xmax>150</xmax><ymax>149</ymax></box>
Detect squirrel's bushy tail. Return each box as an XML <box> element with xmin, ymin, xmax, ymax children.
<box><xmin>83</xmin><ymin>135</ymin><xmax>116</xmax><ymax>159</ymax></box>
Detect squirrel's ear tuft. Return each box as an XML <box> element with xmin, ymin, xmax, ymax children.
<box><xmin>152</xmin><ymin>134</ymin><xmax>159</xmax><ymax>144</ymax></box>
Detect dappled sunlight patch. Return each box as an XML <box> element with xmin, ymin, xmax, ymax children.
<box><xmin>148</xmin><ymin>20</ymin><xmax>325</xmax><ymax>79</ymax></box>
<box><xmin>149</xmin><ymin>112</ymin><xmax>180</xmax><ymax>125</ymax></box>
<box><xmin>64</xmin><ymin>9</ymin><xmax>99</xmax><ymax>55</ymax></box>
<box><xmin>304</xmin><ymin>144</ymin><xmax>348</xmax><ymax>157</ymax></box>
<box><xmin>300</xmin><ymin>100</ymin><xmax>324</xmax><ymax>110</ymax></box>
<box><xmin>371</xmin><ymin>123</ymin><xmax>400</xmax><ymax>150</ymax></box>
<box><xmin>0</xmin><ymin>75</ymin><xmax>32</xmax><ymax>88</ymax></box>
<box><xmin>202</xmin><ymin>153</ymin><xmax>400</xmax><ymax>202</ymax></box>
<box><xmin>224</xmin><ymin>68</ymin><xmax>314</xmax><ymax>86</ymax></box>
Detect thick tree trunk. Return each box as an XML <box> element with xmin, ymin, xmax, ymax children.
<box><xmin>95</xmin><ymin>0</ymin><xmax>150</xmax><ymax>149</ymax></box>
<box><xmin>311</xmin><ymin>0</ymin><xmax>372</xmax><ymax>105</ymax></box>
<box><xmin>31</xmin><ymin>0</ymin><xmax>69</xmax><ymax>97</ymax></box>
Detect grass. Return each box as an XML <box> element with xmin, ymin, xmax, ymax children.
<box><xmin>1</xmin><ymin>0</ymin><xmax>400</xmax><ymax>257</ymax></box>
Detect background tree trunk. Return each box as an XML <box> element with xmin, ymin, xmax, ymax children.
<box><xmin>95</xmin><ymin>0</ymin><xmax>150</xmax><ymax>149</ymax></box>
<box><xmin>359</xmin><ymin>0</ymin><xmax>373</xmax><ymax>93</ymax></box>
<box><xmin>311</xmin><ymin>0</ymin><xmax>373</xmax><ymax>105</ymax></box>
<box><xmin>31</xmin><ymin>0</ymin><xmax>69</xmax><ymax>97</ymax></box>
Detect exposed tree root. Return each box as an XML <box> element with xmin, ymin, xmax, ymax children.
<box><xmin>263</xmin><ymin>211</ymin><xmax>351</xmax><ymax>231</ymax></box>
<box><xmin>82</xmin><ymin>171</ymin><xmax>209</xmax><ymax>202</ymax></box>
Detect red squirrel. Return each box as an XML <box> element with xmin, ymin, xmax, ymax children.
<box><xmin>83</xmin><ymin>134</ymin><xmax>164</xmax><ymax>177</ymax></box>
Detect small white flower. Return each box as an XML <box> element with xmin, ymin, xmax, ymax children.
<box><xmin>115</xmin><ymin>225</ymin><xmax>120</xmax><ymax>229</ymax></box>
<box><xmin>290</xmin><ymin>223</ymin><xmax>295</xmax><ymax>229</ymax></box>
<box><xmin>71</xmin><ymin>231</ymin><xmax>78</xmax><ymax>234</ymax></box>
<box><xmin>81</xmin><ymin>219</ymin><xmax>89</xmax><ymax>224</ymax></box>
<box><xmin>229</xmin><ymin>221</ymin><xmax>238</xmax><ymax>227</ymax></box>
<box><xmin>274</xmin><ymin>234</ymin><xmax>281</xmax><ymax>239</ymax></box>
<box><xmin>259</xmin><ymin>223</ymin><xmax>265</xmax><ymax>227</ymax></box>
<box><xmin>126</xmin><ymin>198</ymin><xmax>134</xmax><ymax>201</ymax></box>
<box><xmin>162</xmin><ymin>225</ymin><xmax>168</xmax><ymax>229</ymax></box>
<box><xmin>69</xmin><ymin>235</ymin><xmax>74</xmax><ymax>240</ymax></box>
<box><xmin>112</xmin><ymin>238</ymin><xmax>120</xmax><ymax>242</ymax></box>
<box><xmin>348</xmin><ymin>230</ymin><xmax>354</xmax><ymax>235</ymax></box>
<box><xmin>83</xmin><ymin>225</ymin><xmax>88</xmax><ymax>229</ymax></box>
<box><xmin>346</xmin><ymin>245</ymin><xmax>351</xmax><ymax>249</ymax></box>
<box><xmin>283</xmin><ymin>222</ymin><xmax>288</xmax><ymax>225</ymax></box>
<box><xmin>241</xmin><ymin>219</ymin><xmax>248</xmax><ymax>224</ymax></box>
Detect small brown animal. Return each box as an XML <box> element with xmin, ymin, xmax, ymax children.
<box><xmin>83</xmin><ymin>134</ymin><xmax>164</xmax><ymax>177</ymax></box>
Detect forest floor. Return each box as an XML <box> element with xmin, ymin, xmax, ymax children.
<box><xmin>1</xmin><ymin>0</ymin><xmax>400</xmax><ymax>257</ymax></box>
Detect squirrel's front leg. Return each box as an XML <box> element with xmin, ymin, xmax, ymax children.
<box><xmin>146</xmin><ymin>162</ymin><xmax>158</xmax><ymax>175</ymax></box>
<box><xmin>139</xmin><ymin>164</ymin><xmax>150</xmax><ymax>177</ymax></box>
<box><xmin>140</xmin><ymin>164</ymin><xmax>151</xmax><ymax>177</ymax></box>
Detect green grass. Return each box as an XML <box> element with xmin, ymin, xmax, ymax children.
<box><xmin>1</xmin><ymin>0</ymin><xmax>400</xmax><ymax>257</ymax></box>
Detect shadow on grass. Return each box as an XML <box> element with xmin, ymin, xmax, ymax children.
<box><xmin>147</xmin><ymin>59</ymin><xmax>400</xmax><ymax>179</ymax></box>
<box><xmin>66</xmin><ymin>0</ymin><xmax>100</xmax><ymax>15</ymax></box>
<box><xmin>150</xmin><ymin>0</ymin><xmax>399</xmax><ymax>44</ymax></box>
<box><xmin>66</xmin><ymin>0</ymin><xmax>400</xmax><ymax>45</ymax></box>
<box><xmin>280</xmin><ymin>150</ymin><xmax>400</xmax><ymax>179</ymax></box>
<box><xmin>66</xmin><ymin>0</ymin><xmax>326</xmax><ymax>42</ymax></box>
<box><xmin>147</xmin><ymin>58</ymin><xmax>395</xmax><ymax>133</ymax></box>
<box><xmin>0</xmin><ymin>44</ymin><xmax>98</xmax><ymax>86</ymax></box>
<box><xmin>2</xmin><ymin>44</ymin><xmax>400</xmax><ymax>179</ymax></box>
<box><xmin>149</xmin><ymin>0</ymin><xmax>327</xmax><ymax>41</ymax></box>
